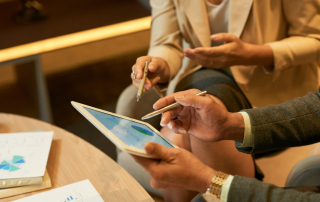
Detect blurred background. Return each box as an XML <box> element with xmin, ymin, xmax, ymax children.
<box><xmin>0</xmin><ymin>0</ymin><xmax>151</xmax><ymax>161</ymax></box>
<box><xmin>1</xmin><ymin>2</ymin><xmax>320</xmax><ymax>201</ymax></box>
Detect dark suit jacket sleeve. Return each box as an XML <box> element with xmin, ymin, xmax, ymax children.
<box><xmin>237</xmin><ymin>87</ymin><xmax>320</xmax><ymax>154</ymax></box>
<box><xmin>228</xmin><ymin>175</ymin><xmax>320</xmax><ymax>202</ymax></box>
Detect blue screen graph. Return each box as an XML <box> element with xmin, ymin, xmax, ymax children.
<box><xmin>84</xmin><ymin>107</ymin><xmax>173</xmax><ymax>150</ymax></box>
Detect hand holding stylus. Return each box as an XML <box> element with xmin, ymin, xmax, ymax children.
<box><xmin>142</xmin><ymin>91</ymin><xmax>207</xmax><ymax>120</ymax></box>
<box><xmin>131</xmin><ymin>56</ymin><xmax>171</xmax><ymax>101</ymax></box>
<box><xmin>149</xmin><ymin>89</ymin><xmax>243</xmax><ymax>142</ymax></box>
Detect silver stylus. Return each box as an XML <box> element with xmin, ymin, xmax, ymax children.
<box><xmin>136</xmin><ymin>61</ymin><xmax>149</xmax><ymax>102</ymax></box>
<box><xmin>141</xmin><ymin>91</ymin><xmax>207</xmax><ymax>120</ymax></box>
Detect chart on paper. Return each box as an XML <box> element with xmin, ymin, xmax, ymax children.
<box><xmin>13</xmin><ymin>180</ymin><xmax>104</xmax><ymax>202</ymax></box>
<box><xmin>0</xmin><ymin>155</ymin><xmax>25</xmax><ymax>172</ymax></box>
<box><xmin>0</xmin><ymin>131</ymin><xmax>53</xmax><ymax>179</ymax></box>
<box><xmin>60</xmin><ymin>189</ymin><xmax>84</xmax><ymax>202</ymax></box>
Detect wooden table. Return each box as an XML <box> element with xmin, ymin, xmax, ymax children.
<box><xmin>0</xmin><ymin>113</ymin><xmax>154</xmax><ymax>202</ymax></box>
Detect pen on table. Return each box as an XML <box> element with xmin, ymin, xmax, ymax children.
<box><xmin>137</xmin><ymin>61</ymin><xmax>149</xmax><ymax>102</ymax></box>
<box><xmin>141</xmin><ymin>90</ymin><xmax>207</xmax><ymax>120</ymax></box>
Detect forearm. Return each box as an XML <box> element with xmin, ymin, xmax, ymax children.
<box><xmin>267</xmin><ymin>37</ymin><xmax>320</xmax><ymax>71</ymax></box>
<box><xmin>228</xmin><ymin>176</ymin><xmax>320</xmax><ymax>202</ymax></box>
<box><xmin>269</xmin><ymin>0</ymin><xmax>320</xmax><ymax>73</ymax></box>
<box><xmin>149</xmin><ymin>0</ymin><xmax>183</xmax><ymax>81</ymax></box>
<box><xmin>243</xmin><ymin>89</ymin><xmax>320</xmax><ymax>153</ymax></box>
<box><xmin>243</xmin><ymin>36</ymin><xmax>320</xmax><ymax>75</ymax></box>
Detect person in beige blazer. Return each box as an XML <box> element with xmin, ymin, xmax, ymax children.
<box><xmin>116</xmin><ymin>0</ymin><xmax>320</xmax><ymax>201</ymax></box>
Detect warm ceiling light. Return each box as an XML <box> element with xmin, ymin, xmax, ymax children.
<box><xmin>0</xmin><ymin>16</ymin><xmax>151</xmax><ymax>63</ymax></box>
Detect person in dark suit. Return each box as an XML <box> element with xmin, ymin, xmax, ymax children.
<box><xmin>132</xmin><ymin>87</ymin><xmax>320</xmax><ymax>202</ymax></box>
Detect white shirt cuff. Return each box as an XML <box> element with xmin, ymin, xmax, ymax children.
<box><xmin>220</xmin><ymin>175</ymin><xmax>234</xmax><ymax>202</ymax></box>
<box><xmin>234</xmin><ymin>112</ymin><xmax>253</xmax><ymax>148</ymax></box>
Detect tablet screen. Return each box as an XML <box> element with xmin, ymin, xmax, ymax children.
<box><xmin>84</xmin><ymin>107</ymin><xmax>174</xmax><ymax>150</ymax></box>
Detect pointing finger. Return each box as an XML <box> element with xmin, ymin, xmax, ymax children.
<box><xmin>211</xmin><ymin>33</ymin><xmax>238</xmax><ymax>43</ymax></box>
<box><xmin>174</xmin><ymin>94</ymin><xmax>213</xmax><ymax>110</ymax></box>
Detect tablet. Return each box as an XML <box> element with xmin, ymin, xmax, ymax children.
<box><xmin>71</xmin><ymin>101</ymin><xmax>178</xmax><ymax>158</ymax></box>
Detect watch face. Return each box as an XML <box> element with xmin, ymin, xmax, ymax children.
<box><xmin>202</xmin><ymin>194</ymin><xmax>220</xmax><ymax>202</ymax></box>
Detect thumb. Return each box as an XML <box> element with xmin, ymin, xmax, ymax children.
<box><xmin>211</xmin><ymin>33</ymin><xmax>237</xmax><ymax>43</ymax></box>
<box><xmin>174</xmin><ymin>94</ymin><xmax>212</xmax><ymax>109</ymax></box>
<box><xmin>145</xmin><ymin>142</ymin><xmax>173</xmax><ymax>160</ymax></box>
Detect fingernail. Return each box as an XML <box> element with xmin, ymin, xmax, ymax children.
<box><xmin>168</xmin><ymin>122</ymin><xmax>172</xmax><ymax>129</ymax></box>
<box><xmin>175</xmin><ymin>95</ymin><xmax>184</xmax><ymax>100</ymax></box>
<box><xmin>149</xmin><ymin>65</ymin><xmax>155</xmax><ymax>71</ymax></box>
<box><xmin>211</xmin><ymin>34</ymin><xmax>218</xmax><ymax>40</ymax></box>
<box><xmin>160</xmin><ymin>121</ymin><xmax>165</xmax><ymax>127</ymax></box>
<box><xmin>178</xmin><ymin>129</ymin><xmax>186</xmax><ymax>134</ymax></box>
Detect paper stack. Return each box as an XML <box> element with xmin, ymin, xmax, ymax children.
<box><xmin>0</xmin><ymin>131</ymin><xmax>54</xmax><ymax>198</ymax></box>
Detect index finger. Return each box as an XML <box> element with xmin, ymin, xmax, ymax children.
<box><xmin>153</xmin><ymin>89</ymin><xmax>201</xmax><ymax>110</ymax></box>
<box><xmin>160</xmin><ymin>105</ymin><xmax>184</xmax><ymax>126</ymax></box>
<box><xmin>134</xmin><ymin>57</ymin><xmax>152</xmax><ymax>79</ymax></box>
<box><xmin>193</xmin><ymin>46</ymin><xmax>225</xmax><ymax>56</ymax></box>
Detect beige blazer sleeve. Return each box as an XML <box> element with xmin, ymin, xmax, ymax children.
<box><xmin>148</xmin><ymin>0</ymin><xmax>184</xmax><ymax>82</ymax></box>
<box><xmin>267</xmin><ymin>0</ymin><xmax>320</xmax><ymax>81</ymax></box>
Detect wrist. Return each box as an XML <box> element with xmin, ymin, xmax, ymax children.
<box><xmin>159</xmin><ymin>60</ymin><xmax>171</xmax><ymax>83</ymax></box>
<box><xmin>224</xmin><ymin>112</ymin><xmax>245</xmax><ymax>142</ymax></box>
<box><xmin>246</xmin><ymin>44</ymin><xmax>274</xmax><ymax>67</ymax></box>
<box><xmin>198</xmin><ymin>168</ymin><xmax>217</xmax><ymax>193</ymax></box>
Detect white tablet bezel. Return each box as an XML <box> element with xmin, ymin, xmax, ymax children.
<box><xmin>71</xmin><ymin>101</ymin><xmax>179</xmax><ymax>158</ymax></box>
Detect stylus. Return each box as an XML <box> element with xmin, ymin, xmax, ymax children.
<box><xmin>141</xmin><ymin>91</ymin><xmax>207</xmax><ymax>120</ymax></box>
<box><xmin>137</xmin><ymin>61</ymin><xmax>149</xmax><ymax>102</ymax></box>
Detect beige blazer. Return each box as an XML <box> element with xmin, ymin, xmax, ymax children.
<box><xmin>148</xmin><ymin>0</ymin><xmax>320</xmax><ymax>107</ymax></box>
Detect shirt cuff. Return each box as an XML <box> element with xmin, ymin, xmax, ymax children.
<box><xmin>220</xmin><ymin>175</ymin><xmax>234</xmax><ymax>202</ymax></box>
<box><xmin>234</xmin><ymin>112</ymin><xmax>253</xmax><ymax>148</ymax></box>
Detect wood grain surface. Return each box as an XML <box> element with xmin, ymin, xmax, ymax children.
<box><xmin>0</xmin><ymin>113</ymin><xmax>153</xmax><ymax>202</ymax></box>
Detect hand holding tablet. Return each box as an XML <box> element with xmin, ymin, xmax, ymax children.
<box><xmin>71</xmin><ymin>102</ymin><xmax>178</xmax><ymax>158</ymax></box>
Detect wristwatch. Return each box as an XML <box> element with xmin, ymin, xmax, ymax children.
<box><xmin>202</xmin><ymin>171</ymin><xmax>229</xmax><ymax>202</ymax></box>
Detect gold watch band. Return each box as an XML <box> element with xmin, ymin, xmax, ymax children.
<box><xmin>206</xmin><ymin>171</ymin><xmax>229</xmax><ymax>199</ymax></box>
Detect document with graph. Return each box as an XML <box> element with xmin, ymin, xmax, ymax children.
<box><xmin>0</xmin><ymin>131</ymin><xmax>53</xmax><ymax>179</ymax></box>
<box><xmin>13</xmin><ymin>180</ymin><xmax>104</xmax><ymax>202</ymax></box>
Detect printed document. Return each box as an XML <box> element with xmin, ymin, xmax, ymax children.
<box><xmin>13</xmin><ymin>180</ymin><xmax>104</xmax><ymax>202</ymax></box>
<box><xmin>0</xmin><ymin>131</ymin><xmax>53</xmax><ymax>179</ymax></box>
